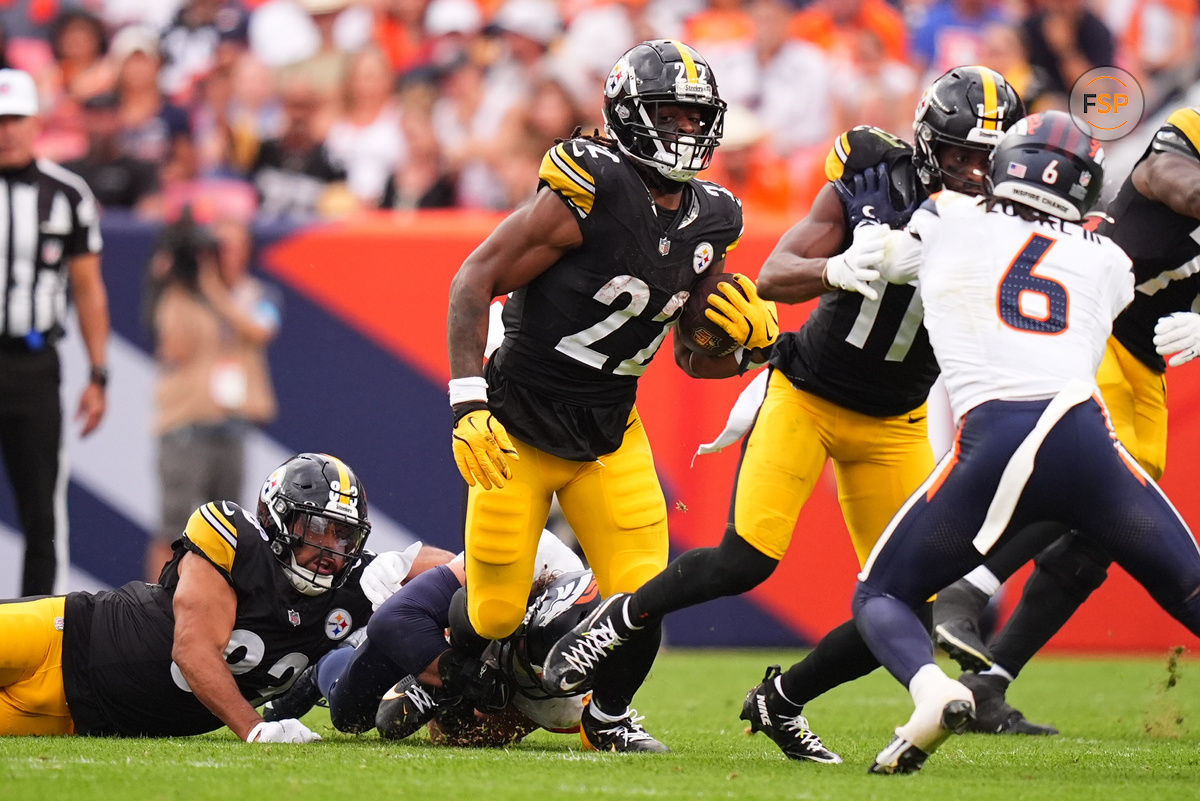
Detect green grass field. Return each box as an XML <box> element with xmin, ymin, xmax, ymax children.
<box><xmin>3</xmin><ymin>649</ymin><xmax>1197</xmax><ymax>801</ymax></box>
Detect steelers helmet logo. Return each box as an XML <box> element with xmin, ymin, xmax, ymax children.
<box><xmin>693</xmin><ymin>242</ymin><xmax>714</xmax><ymax>274</ymax></box>
<box><xmin>325</xmin><ymin>608</ymin><xmax>353</xmax><ymax>640</ymax></box>
<box><xmin>605</xmin><ymin>59</ymin><xmax>630</xmax><ymax>98</ymax></box>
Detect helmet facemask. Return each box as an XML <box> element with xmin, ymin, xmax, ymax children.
<box><xmin>607</xmin><ymin>94</ymin><xmax>725</xmax><ymax>182</ymax></box>
<box><xmin>272</xmin><ymin>509</ymin><xmax>370</xmax><ymax>596</ymax></box>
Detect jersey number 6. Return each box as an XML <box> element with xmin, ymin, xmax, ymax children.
<box><xmin>997</xmin><ymin>233</ymin><xmax>1068</xmax><ymax>335</ymax></box>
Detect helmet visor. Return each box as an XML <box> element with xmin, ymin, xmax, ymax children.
<box><xmin>289</xmin><ymin>510</ymin><xmax>369</xmax><ymax>577</ymax></box>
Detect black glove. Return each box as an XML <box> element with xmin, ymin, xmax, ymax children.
<box><xmin>833</xmin><ymin>162</ymin><xmax>915</xmax><ymax>228</ymax></box>
<box><xmin>438</xmin><ymin>649</ymin><xmax>512</xmax><ymax>712</ymax></box>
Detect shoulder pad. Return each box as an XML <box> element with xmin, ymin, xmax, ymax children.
<box><xmin>182</xmin><ymin>501</ymin><xmax>246</xmax><ymax>574</ymax></box>
<box><xmin>1152</xmin><ymin>108</ymin><xmax>1200</xmax><ymax>160</ymax></box>
<box><xmin>538</xmin><ymin>139</ymin><xmax>624</xmax><ymax>218</ymax></box>
<box><xmin>825</xmin><ymin>125</ymin><xmax>912</xmax><ymax>183</ymax></box>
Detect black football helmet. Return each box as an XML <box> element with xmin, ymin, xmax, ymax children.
<box><xmin>257</xmin><ymin>453</ymin><xmax>371</xmax><ymax>596</ymax></box>
<box><xmin>914</xmin><ymin>65</ymin><xmax>1024</xmax><ymax>192</ymax></box>
<box><xmin>986</xmin><ymin>110</ymin><xmax>1105</xmax><ymax>221</ymax></box>
<box><xmin>603</xmin><ymin>39</ymin><xmax>726</xmax><ymax>182</ymax></box>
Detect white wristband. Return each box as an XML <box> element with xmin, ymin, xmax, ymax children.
<box><xmin>449</xmin><ymin>376</ymin><xmax>488</xmax><ymax>406</ymax></box>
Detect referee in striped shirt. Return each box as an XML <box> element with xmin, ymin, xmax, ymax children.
<box><xmin>0</xmin><ymin>69</ymin><xmax>109</xmax><ymax>596</ymax></box>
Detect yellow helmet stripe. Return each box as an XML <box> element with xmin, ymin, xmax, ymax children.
<box><xmin>669</xmin><ymin>40</ymin><xmax>699</xmax><ymax>82</ymax></box>
<box><xmin>325</xmin><ymin>454</ymin><xmax>353</xmax><ymax>503</ymax></box>
<box><xmin>978</xmin><ymin>66</ymin><xmax>999</xmax><ymax>130</ymax></box>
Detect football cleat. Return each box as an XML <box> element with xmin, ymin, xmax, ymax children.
<box><xmin>541</xmin><ymin>593</ymin><xmax>634</xmax><ymax>695</ymax></box>
<box><xmin>740</xmin><ymin>665</ymin><xmax>842</xmax><ymax>764</ymax></box>
<box><xmin>579</xmin><ymin>699</ymin><xmax>670</xmax><ymax>753</ymax></box>
<box><xmin>375</xmin><ymin>675</ymin><xmax>440</xmax><ymax>740</ymax></box>
<box><xmin>932</xmin><ymin>579</ymin><xmax>995</xmax><ymax>672</ymax></box>
<box><xmin>262</xmin><ymin>665</ymin><xmax>325</xmax><ymax>722</ymax></box>
<box><xmin>959</xmin><ymin>672</ymin><xmax>1058</xmax><ymax>735</ymax></box>
<box><xmin>869</xmin><ymin>681</ymin><xmax>975</xmax><ymax>774</ymax></box>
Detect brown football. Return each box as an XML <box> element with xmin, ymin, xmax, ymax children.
<box><xmin>677</xmin><ymin>272</ymin><xmax>744</xmax><ymax>358</ymax></box>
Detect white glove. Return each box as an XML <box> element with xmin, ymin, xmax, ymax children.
<box><xmin>1154</xmin><ymin>311</ymin><xmax>1200</xmax><ymax>367</ymax></box>
<box><xmin>823</xmin><ymin>224</ymin><xmax>887</xmax><ymax>301</ymax></box>
<box><xmin>877</xmin><ymin>230</ymin><xmax>924</xmax><ymax>285</ymax></box>
<box><xmin>361</xmin><ymin>541</ymin><xmax>424</xmax><ymax>610</ymax></box>
<box><xmin>246</xmin><ymin>719</ymin><xmax>321</xmax><ymax>743</ymax></box>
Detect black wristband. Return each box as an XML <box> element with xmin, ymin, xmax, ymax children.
<box><xmin>89</xmin><ymin>365</ymin><xmax>109</xmax><ymax>389</ymax></box>
<box><xmin>452</xmin><ymin>400</ymin><xmax>487</xmax><ymax>423</ymax></box>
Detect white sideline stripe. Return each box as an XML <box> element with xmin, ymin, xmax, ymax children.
<box><xmin>0</xmin><ymin>322</ymin><xmax>423</xmax><ymax>597</ymax></box>
<box><xmin>971</xmin><ymin>380</ymin><xmax>1094</xmax><ymax>554</ymax></box>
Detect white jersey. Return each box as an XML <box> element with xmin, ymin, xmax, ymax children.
<box><xmin>906</xmin><ymin>191</ymin><xmax>1134</xmax><ymax>423</ymax></box>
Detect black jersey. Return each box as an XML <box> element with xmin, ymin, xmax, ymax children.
<box><xmin>1103</xmin><ymin>107</ymin><xmax>1200</xmax><ymax>373</ymax></box>
<box><xmin>490</xmin><ymin>138</ymin><xmax>742</xmax><ymax>459</ymax></box>
<box><xmin>772</xmin><ymin>126</ymin><xmax>939</xmax><ymax>417</ymax></box>
<box><xmin>61</xmin><ymin>501</ymin><xmax>373</xmax><ymax>736</ymax></box>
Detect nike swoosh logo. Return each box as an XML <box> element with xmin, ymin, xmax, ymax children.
<box><xmin>907</xmin><ymin>415</ymin><xmax>926</xmax><ymax>424</ymax></box>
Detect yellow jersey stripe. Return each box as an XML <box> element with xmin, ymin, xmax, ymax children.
<box><xmin>185</xmin><ymin>503</ymin><xmax>237</xmax><ymax>573</ymax></box>
<box><xmin>670</xmin><ymin>40</ymin><xmax>699</xmax><ymax>82</ymax></box>
<box><xmin>1166</xmin><ymin>107</ymin><xmax>1200</xmax><ymax>155</ymax></box>
<box><xmin>979</xmin><ymin>66</ymin><xmax>999</xmax><ymax>130</ymax></box>
<box><xmin>539</xmin><ymin>144</ymin><xmax>596</xmax><ymax>216</ymax></box>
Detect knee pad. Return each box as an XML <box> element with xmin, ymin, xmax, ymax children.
<box><xmin>468</xmin><ymin>489</ymin><xmax>535</xmax><ymax>566</ymax></box>
<box><xmin>466</xmin><ymin>584</ymin><xmax>528</xmax><ymax>641</ymax></box>
<box><xmin>1034</xmin><ymin>533</ymin><xmax>1111</xmax><ymax>595</ymax></box>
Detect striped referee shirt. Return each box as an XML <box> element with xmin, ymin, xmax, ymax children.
<box><xmin>0</xmin><ymin>159</ymin><xmax>102</xmax><ymax>341</ymax></box>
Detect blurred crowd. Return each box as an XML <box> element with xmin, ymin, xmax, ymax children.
<box><xmin>3</xmin><ymin>0</ymin><xmax>1198</xmax><ymax>226</ymax></box>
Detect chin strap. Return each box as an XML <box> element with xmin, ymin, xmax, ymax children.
<box><xmin>285</xmin><ymin>553</ymin><xmax>334</xmax><ymax>596</ymax></box>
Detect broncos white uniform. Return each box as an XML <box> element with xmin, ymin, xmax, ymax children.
<box><xmin>853</xmin><ymin>191</ymin><xmax>1200</xmax><ymax>690</ymax></box>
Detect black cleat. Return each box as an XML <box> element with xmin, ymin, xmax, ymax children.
<box><xmin>959</xmin><ymin>672</ymin><xmax>1058</xmax><ymax>735</ymax></box>
<box><xmin>739</xmin><ymin>665</ymin><xmax>842</xmax><ymax>764</ymax></box>
<box><xmin>541</xmin><ymin>593</ymin><xmax>634</xmax><ymax>695</ymax></box>
<box><xmin>933</xmin><ymin>579</ymin><xmax>995</xmax><ymax>672</ymax></box>
<box><xmin>262</xmin><ymin>665</ymin><xmax>325</xmax><ymax>721</ymax></box>
<box><xmin>579</xmin><ymin>698</ymin><xmax>670</xmax><ymax>753</ymax></box>
<box><xmin>375</xmin><ymin>675</ymin><xmax>440</xmax><ymax>740</ymax></box>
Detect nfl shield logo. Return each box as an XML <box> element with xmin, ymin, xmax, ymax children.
<box><xmin>287</xmin><ymin>609</ymin><xmax>301</xmax><ymax>627</ymax></box>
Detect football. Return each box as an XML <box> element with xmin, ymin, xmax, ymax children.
<box><xmin>677</xmin><ymin>272</ymin><xmax>743</xmax><ymax>358</ymax></box>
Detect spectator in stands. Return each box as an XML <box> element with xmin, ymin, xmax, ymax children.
<box><xmin>791</xmin><ymin>0</ymin><xmax>909</xmax><ymax>64</ymax></box>
<box><xmin>110</xmin><ymin>25</ymin><xmax>195</xmax><ymax>185</ymax></box>
<box><xmin>326</xmin><ymin>46</ymin><xmax>405</xmax><ymax>206</ymax></box>
<box><xmin>36</xmin><ymin>9</ymin><xmax>114</xmax><ymax>161</ymax></box>
<box><xmin>379</xmin><ymin>81</ymin><xmax>456</xmax><ymax>210</ymax></box>
<box><xmin>1112</xmin><ymin>0</ymin><xmax>1197</xmax><ymax>111</ymax></box>
<box><xmin>977</xmin><ymin>22</ymin><xmax>1058</xmax><ymax>112</ymax></box>
<box><xmin>249</xmin><ymin>73</ymin><xmax>354</xmax><ymax>220</ymax></box>
<box><xmin>433</xmin><ymin>53</ymin><xmax>508</xmax><ymax>209</ymax></box>
<box><xmin>63</xmin><ymin>91</ymin><xmax>159</xmax><ymax>212</ymax></box>
<box><xmin>223</xmin><ymin>52</ymin><xmax>284</xmax><ymax>173</ymax></box>
<box><xmin>832</xmin><ymin>28</ymin><xmax>920</xmax><ymax>147</ymax></box>
<box><xmin>492</xmin><ymin>76</ymin><xmax>586</xmax><ymax>208</ymax></box>
<box><xmin>697</xmin><ymin>104</ymin><xmax>799</xmax><ymax>224</ymax></box>
<box><xmin>1020</xmin><ymin>0</ymin><xmax>1114</xmax><ymax>97</ymax></box>
<box><xmin>910</xmin><ymin>0</ymin><xmax>1011</xmax><ymax>78</ymax></box>
<box><xmin>146</xmin><ymin>209</ymin><xmax>280</xmax><ymax>580</ymax></box>
<box><xmin>714</xmin><ymin>0</ymin><xmax>833</xmax><ymax>183</ymax></box>
<box><xmin>158</xmin><ymin>0</ymin><xmax>236</xmax><ymax>103</ymax></box>
<box><xmin>374</xmin><ymin>0</ymin><xmax>443</xmax><ymax>75</ymax></box>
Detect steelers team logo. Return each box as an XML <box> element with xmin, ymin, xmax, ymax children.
<box><xmin>605</xmin><ymin>59</ymin><xmax>630</xmax><ymax>98</ymax></box>
<box><xmin>693</xmin><ymin>242</ymin><xmax>714</xmax><ymax>273</ymax></box>
<box><xmin>325</xmin><ymin>608</ymin><xmax>352</xmax><ymax>640</ymax></box>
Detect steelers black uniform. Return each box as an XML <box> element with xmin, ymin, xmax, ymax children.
<box><xmin>1096</xmin><ymin>106</ymin><xmax>1200</xmax><ymax>478</ymax></box>
<box><xmin>0</xmin><ymin>501</ymin><xmax>372</xmax><ymax>737</ymax></box>
<box><xmin>466</xmin><ymin>136</ymin><xmax>743</xmax><ymax>639</ymax></box>
<box><xmin>739</xmin><ymin>126</ymin><xmax>938</xmax><ymax>565</ymax></box>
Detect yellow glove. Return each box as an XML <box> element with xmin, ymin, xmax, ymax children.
<box><xmin>452</xmin><ymin>405</ymin><xmax>519</xmax><ymax>490</ymax></box>
<box><xmin>704</xmin><ymin>273</ymin><xmax>780</xmax><ymax>350</ymax></box>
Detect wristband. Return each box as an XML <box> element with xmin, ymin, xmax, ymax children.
<box><xmin>448</xmin><ymin>376</ymin><xmax>488</xmax><ymax>406</ymax></box>
<box><xmin>89</xmin><ymin>365</ymin><xmax>109</xmax><ymax>389</ymax></box>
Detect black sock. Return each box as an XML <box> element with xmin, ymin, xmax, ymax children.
<box><xmin>777</xmin><ymin>618</ymin><xmax>880</xmax><ymax>706</ymax></box>
<box><xmin>628</xmin><ymin>527</ymin><xmax>776</xmax><ymax>622</ymax></box>
<box><xmin>591</xmin><ymin>620</ymin><xmax>662</xmax><ymax>716</ymax></box>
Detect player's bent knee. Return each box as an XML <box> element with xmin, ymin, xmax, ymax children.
<box><xmin>1035</xmin><ymin>534</ymin><xmax>1110</xmax><ymax>593</ymax></box>
<box><xmin>468</xmin><ymin>595</ymin><xmax>526</xmax><ymax>640</ymax></box>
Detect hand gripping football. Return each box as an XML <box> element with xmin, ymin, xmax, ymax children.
<box><xmin>677</xmin><ymin>273</ymin><xmax>744</xmax><ymax>358</ymax></box>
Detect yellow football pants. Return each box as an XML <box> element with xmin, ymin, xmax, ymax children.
<box><xmin>1097</xmin><ymin>336</ymin><xmax>1167</xmax><ymax>479</ymax></box>
<box><xmin>734</xmin><ymin>369</ymin><xmax>936</xmax><ymax>566</ymax></box>
<box><xmin>465</xmin><ymin>409</ymin><xmax>669</xmax><ymax>639</ymax></box>
<box><xmin>0</xmin><ymin>595</ymin><xmax>75</xmax><ymax>735</ymax></box>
